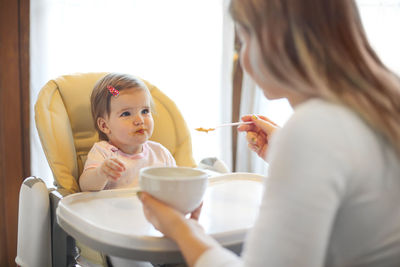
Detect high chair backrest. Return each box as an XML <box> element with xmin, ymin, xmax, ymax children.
<box><xmin>35</xmin><ymin>72</ymin><xmax>196</xmax><ymax>193</ymax></box>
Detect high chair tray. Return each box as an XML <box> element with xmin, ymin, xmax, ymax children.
<box><xmin>57</xmin><ymin>172</ymin><xmax>265</xmax><ymax>263</ymax></box>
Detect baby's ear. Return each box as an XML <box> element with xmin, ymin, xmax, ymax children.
<box><xmin>97</xmin><ymin>117</ymin><xmax>111</xmax><ymax>134</ymax></box>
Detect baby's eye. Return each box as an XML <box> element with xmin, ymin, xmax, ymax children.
<box><xmin>120</xmin><ymin>111</ymin><xmax>131</xmax><ymax>117</ymax></box>
<box><xmin>141</xmin><ymin>108</ymin><xmax>150</xmax><ymax>115</ymax></box>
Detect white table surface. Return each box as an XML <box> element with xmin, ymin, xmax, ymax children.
<box><xmin>57</xmin><ymin>172</ymin><xmax>265</xmax><ymax>263</ymax></box>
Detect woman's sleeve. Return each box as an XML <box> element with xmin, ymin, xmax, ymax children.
<box><xmin>195</xmin><ymin>105</ymin><xmax>351</xmax><ymax>267</ymax></box>
<box><xmin>195</xmin><ymin>247</ymin><xmax>243</xmax><ymax>267</ymax></box>
<box><xmin>241</xmin><ymin>108</ymin><xmax>350</xmax><ymax>267</ymax></box>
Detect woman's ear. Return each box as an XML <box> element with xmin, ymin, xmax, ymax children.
<box><xmin>97</xmin><ymin>117</ymin><xmax>111</xmax><ymax>135</ymax></box>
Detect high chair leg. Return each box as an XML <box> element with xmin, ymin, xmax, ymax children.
<box><xmin>50</xmin><ymin>189</ymin><xmax>78</xmax><ymax>267</ymax></box>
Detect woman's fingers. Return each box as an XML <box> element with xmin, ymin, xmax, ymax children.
<box><xmin>239</xmin><ymin>114</ymin><xmax>278</xmax><ymax>160</ymax></box>
<box><xmin>248</xmin><ymin>142</ymin><xmax>268</xmax><ymax>158</ymax></box>
<box><xmin>246</xmin><ymin>131</ymin><xmax>267</xmax><ymax>148</ymax></box>
<box><xmin>139</xmin><ymin>192</ymin><xmax>160</xmax><ymax>215</ymax></box>
<box><xmin>139</xmin><ymin>192</ymin><xmax>184</xmax><ymax>238</ymax></box>
<box><xmin>139</xmin><ymin>192</ymin><xmax>161</xmax><ymax>223</ymax></box>
<box><xmin>248</xmin><ymin>143</ymin><xmax>258</xmax><ymax>152</ymax></box>
<box><xmin>140</xmin><ymin>192</ymin><xmax>163</xmax><ymax>231</ymax></box>
<box><xmin>251</xmin><ymin>115</ymin><xmax>276</xmax><ymax>136</ymax></box>
<box><xmin>190</xmin><ymin>202</ymin><xmax>203</xmax><ymax>221</ymax></box>
<box><xmin>246</xmin><ymin>130</ymin><xmax>268</xmax><ymax>159</ymax></box>
<box><xmin>246</xmin><ymin>131</ymin><xmax>258</xmax><ymax>145</ymax></box>
<box><xmin>241</xmin><ymin>114</ymin><xmax>254</xmax><ymax>122</ymax></box>
<box><xmin>241</xmin><ymin>114</ymin><xmax>278</xmax><ymax>126</ymax></box>
<box><xmin>255</xmin><ymin>114</ymin><xmax>279</xmax><ymax>126</ymax></box>
<box><xmin>259</xmin><ymin>145</ymin><xmax>268</xmax><ymax>158</ymax></box>
<box><xmin>238</xmin><ymin>114</ymin><xmax>277</xmax><ymax>135</ymax></box>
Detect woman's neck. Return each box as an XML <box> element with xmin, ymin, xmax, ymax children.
<box><xmin>286</xmin><ymin>91</ymin><xmax>312</xmax><ymax>107</ymax></box>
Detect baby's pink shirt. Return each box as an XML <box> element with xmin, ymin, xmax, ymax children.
<box><xmin>83</xmin><ymin>140</ymin><xmax>176</xmax><ymax>189</ymax></box>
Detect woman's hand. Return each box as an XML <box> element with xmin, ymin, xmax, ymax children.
<box><xmin>237</xmin><ymin>114</ymin><xmax>279</xmax><ymax>160</ymax></box>
<box><xmin>139</xmin><ymin>192</ymin><xmax>216</xmax><ymax>266</ymax></box>
<box><xmin>98</xmin><ymin>158</ymin><xmax>126</xmax><ymax>182</ymax></box>
<box><xmin>138</xmin><ymin>192</ymin><xmax>202</xmax><ymax>239</ymax></box>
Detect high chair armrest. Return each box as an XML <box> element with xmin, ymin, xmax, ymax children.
<box><xmin>16</xmin><ymin>177</ymin><xmax>52</xmax><ymax>267</ymax></box>
<box><xmin>198</xmin><ymin>157</ymin><xmax>230</xmax><ymax>174</ymax></box>
<box><xmin>16</xmin><ymin>177</ymin><xmax>78</xmax><ymax>267</ymax></box>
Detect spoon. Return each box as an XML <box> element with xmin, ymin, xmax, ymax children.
<box><xmin>195</xmin><ymin>121</ymin><xmax>253</xmax><ymax>133</ymax></box>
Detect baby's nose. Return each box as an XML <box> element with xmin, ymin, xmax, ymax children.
<box><xmin>133</xmin><ymin>116</ymin><xmax>144</xmax><ymax>126</ymax></box>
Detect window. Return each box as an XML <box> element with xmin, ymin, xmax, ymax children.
<box><xmin>356</xmin><ymin>0</ymin><xmax>400</xmax><ymax>74</ymax></box>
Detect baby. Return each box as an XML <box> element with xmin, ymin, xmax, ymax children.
<box><xmin>79</xmin><ymin>73</ymin><xmax>176</xmax><ymax>191</ymax></box>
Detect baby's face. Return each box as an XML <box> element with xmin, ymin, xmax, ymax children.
<box><xmin>103</xmin><ymin>88</ymin><xmax>154</xmax><ymax>154</ymax></box>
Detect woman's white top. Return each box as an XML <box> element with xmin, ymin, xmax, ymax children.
<box><xmin>195</xmin><ymin>99</ymin><xmax>400</xmax><ymax>267</ymax></box>
<box><xmin>84</xmin><ymin>140</ymin><xmax>176</xmax><ymax>189</ymax></box>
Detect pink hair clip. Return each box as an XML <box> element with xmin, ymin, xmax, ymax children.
<box><xmin>107</xmin><ymin>85</ymin><xmax>119</xmax><ymax>97</ymax></box>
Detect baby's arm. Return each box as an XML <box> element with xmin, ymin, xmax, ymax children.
<box><xmin>79</xmin><ymin>158</ymin><xmax>126</xmax><ymax>191</ymax></box>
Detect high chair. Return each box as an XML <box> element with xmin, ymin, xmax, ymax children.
<box><xmin>16</xmin><ymin>72</ymin><xmax>227</xmax><ymax>267</ymax></box>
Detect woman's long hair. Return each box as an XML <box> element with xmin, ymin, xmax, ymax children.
<box><xmin>230</xmin><ymin>0</ymin><xmax>400</xmax><ymax>153</ymax></box>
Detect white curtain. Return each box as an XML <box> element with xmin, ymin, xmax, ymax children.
<box><xmin>235</xmin><ymin>0</ymin><xmax>400</xmax><ymax>176</ymax></box>
<box><xmin>235</xmin><ymin>76</ymin><xmax>292</xmax><ymax>175</ymax></box>
<box><xmin>218</xmin><ymin>0</ymin><xmax>235</xmax><ymax>170</ymax></box>
<box><xmin>30</xmin><ymin>0</ymin><xmax>232</xmax><ymax>186</ymax></box>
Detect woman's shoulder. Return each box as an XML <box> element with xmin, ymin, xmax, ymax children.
<box><xmin>286</xmin><ymin>98</ymin><xmax>372</xmax><ymax>138</ymax></box>
<box><xmin>267</xmin><ymin>99</ymin><xmax>384</xmax><ymax>187</ymax></box>
<box><xmin>292</xmin><ymin>98</ymin><xmax>359</xmax><ymax>124</ymax></box>
<box><xmin>271</xmin><ymin>98</ymin><xmax>384</xmax><ymax>167</ymax></box>
<box><xmin>273</xmin><ymin>98</ymin><xmax>381</xmax><ymax>156</ymax></box>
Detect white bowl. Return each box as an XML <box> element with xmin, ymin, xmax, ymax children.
<box><xmin>139</xmin><ymin>166</ymin><xmax>209</xmax><ymax>214</ymax></box>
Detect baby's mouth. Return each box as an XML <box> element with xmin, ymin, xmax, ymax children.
<box><xmin>134</xmin><ymin>129</ymin><xmax>146</xmax><ymax>134</ymax></box>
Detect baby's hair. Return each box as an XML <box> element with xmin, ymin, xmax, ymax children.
<box><xmin>91</xmin><ymin>73</ymin><xmax>154</xmax><ymax>141</ymax></box>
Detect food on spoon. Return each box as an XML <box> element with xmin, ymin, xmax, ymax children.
<box><xmin>195</xmin><ymin>127</ymin><xmax>215</xmax><ymax>133</ymax></box>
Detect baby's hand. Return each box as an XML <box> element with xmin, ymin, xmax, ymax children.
<box><xmin>98</xmin><ymin>158</ymin><xmax>126</xmax><ymax>182</ymax></box>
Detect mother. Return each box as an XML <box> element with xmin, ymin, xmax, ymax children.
<box><xmin>140</xmin><ymin>0</ymin><xmax>400</xmax><ymax>266</ymax></box>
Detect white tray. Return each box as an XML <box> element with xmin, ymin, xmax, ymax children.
<box><xmin>57</xmin><ymin>172</ymin><xmax>265</xmax><ymax>262</ymax></box>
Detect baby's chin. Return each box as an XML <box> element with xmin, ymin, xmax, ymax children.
<box><xmin>129</xmin><ymin>132</ymin><xmax>151</xmax><ymax>144</ymax></box>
